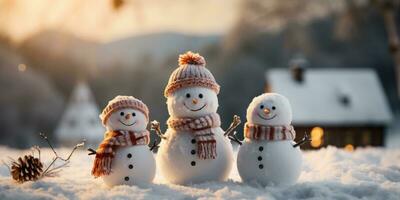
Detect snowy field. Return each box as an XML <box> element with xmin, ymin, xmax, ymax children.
<box><xmin>0</xmin><ymin>146</ymin><xmax>400</xmax><ymax>200</ymax></box>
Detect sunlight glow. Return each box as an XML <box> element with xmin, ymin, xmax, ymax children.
<box><xmin>0</xmin><ymin>0</ymin><xmax>240</xmax><ymax>43</ymax></box>
<box><xmin>17</xmin><ymin>63</ymin><xmax>26</xmax><ymax>72</ymax></box>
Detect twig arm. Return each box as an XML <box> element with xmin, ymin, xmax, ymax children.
<box><xmin>150</xmin><ymin>120</ymin><xmax>167</xmax><ymax>140</ymax></box>
<box><xmin>87</xmin><ymin>148</ymin><xmax>97</xmax><ymax>155</ymax></box>
<box><xmin>293</xmin><ymin>132</ymin><xmax>312</xmax><ymax>148</ymax></box>
<box><xmin>149</xmin><ymin>139</ymin><xmax>159</xmax><ymax>152</ymax></box>
<box><xmin>228</xmin><ymin>131</ymin><xmax>242</xmax><ymax>145</ymax></box>
<box><xmin>224</xmin><ymin>115</ymin><xmax>241</xmax><ymax>137</ymax></box>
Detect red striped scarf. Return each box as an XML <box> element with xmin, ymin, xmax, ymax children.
<box><xmin>91</xmin><ymin>130</ymin><xmax>150</xmax><ymax>178</ymax></box>
<box><xmin>244</xmin><ymin>123</ymin><xmax>296</xmax><ymax>141</ymax></box>
<box><xmin>167</xmin><ymin>113</ymin><xmax>221</xmax><ymax>159</ymax></box>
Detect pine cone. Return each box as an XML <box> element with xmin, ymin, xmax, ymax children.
<box><xmin>11</xmin><ymin>155</ymin><xmax>43</xmax><ymax>183</ymax></box>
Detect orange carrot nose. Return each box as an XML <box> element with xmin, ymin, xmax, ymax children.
<box><xmin>263</xmin><ymin>108</ymin><xmax>270</xmax><ymax>114</ymax></box>
<box><xmin>125</xmin><ymin>114</ymin><xmax>131</xmax><ymax>120</ymax></box>
<box><xmin>192</xmin><ymin>98</ymin><xmax>198</xmax><ymax>104</ymax></box>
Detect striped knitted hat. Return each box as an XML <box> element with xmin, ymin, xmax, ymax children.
<box><xmin>164</xmin><ymin>51</ymin><xmax>220</xmax><ymax>97</ymax></box>
<box><xmin>99</xmin><ymin>96</ymin><xmax>149</xmax><ymax>125</ymax></box>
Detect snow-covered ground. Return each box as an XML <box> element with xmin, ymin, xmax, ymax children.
<box><xmin>0</xmin><ymin>146</ymin><xmax>399</xmax><ymax>200</ymax></box>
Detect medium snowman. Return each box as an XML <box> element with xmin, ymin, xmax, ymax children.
<box><xmin>152</xmin><ymin>51</ymin><xmax>240</xmax><ymax>185</ymax></box>
<box><xmin>90</xmin><ymin>96</ymin><xmax>156</xmax><ymax>187</ymax></box>
<box><xmin>237</xmin><ymin>93</ymin><xmax>309</xmax><ymax>186</ymax></box>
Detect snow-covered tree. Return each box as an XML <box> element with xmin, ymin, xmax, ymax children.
<box><xmin>55</xmin><ymin>81</ymin><xmax>104</xmax><ymax>146</ymax></box>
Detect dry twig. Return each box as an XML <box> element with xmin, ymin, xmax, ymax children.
<box><xmin>293</xmin><ymin>132</ymin><xmax>312</xmax><ymax>148</ymax></box>
<box><xmin>224</xmin><ymin>115</ymin><xmax>241</xmax><ymax>137</ymax></box>
<box><xmin>150</xmin><ymin>120</ymin><xmax>167</xmax><ymax>140</ymax></box>
<box><xmin>39</xmin><ymin>133</ymin><xmax>85</xmax><ymax>178</ymax></box>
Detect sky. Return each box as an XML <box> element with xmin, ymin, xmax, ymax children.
<box><xmin>0</xmin><ymin>0</ymin><xmax>241</xmax><ymax>43</ymax></box>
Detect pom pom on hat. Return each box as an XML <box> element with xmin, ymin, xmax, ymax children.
<box><xmin>178</xmin><ymin>51</ymin><xmax>206</xmax><ymax>66</ymax></box>
<box><xmin>164</xmin><ymin>51</ymin><xmax>219</xmax><ymax>97</ymax></box>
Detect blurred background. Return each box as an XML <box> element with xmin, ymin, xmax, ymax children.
<box><xmin>0</xmin><ymin>0</ymin><xmax>399</xmax><ymax>150</ymax></box>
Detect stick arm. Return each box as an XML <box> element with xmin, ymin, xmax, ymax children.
<box><xmin>224</xmin><ymin>115</ymin><xmax>242</xmax><ymax>145</ymax></box>
<box><xmin>293</xmin><ymin>132</ymin><xmax>312</xmax><ymax>148</ymax></box>
<box><xmin>150</xmin><ymin>120</ymin><xmax>167</xmax><ymax>140</ymax></box>
<box><xmin>224</xmin><ymin>115</ymin><xmax>241</xmax><ymax>137</ymax></box>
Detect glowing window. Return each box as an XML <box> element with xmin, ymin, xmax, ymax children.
<box><xmin>311</xmin><ymin>127</ymin><xmax>324</xmax><ymax>148</ymax></box>
<box><xmin>344</xmin><ymin>144</ymin><xmax>354</xmax><ymax>152</ymax></box>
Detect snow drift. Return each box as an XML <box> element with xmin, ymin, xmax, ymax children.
<box><xmin>0</xmin><ymin>146</ymin><xmax>399</xmax><ymax>199</ymax></box>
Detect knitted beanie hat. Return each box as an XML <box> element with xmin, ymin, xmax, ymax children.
<box><xmin>164</xmin><ymin>51</ymin><xmax>220</xmax><ymax>97</ymax></box>
<box><xmin>99</xmin><ymin>95</ymin><xmax>149</xmax><ymax>125</ymax></box>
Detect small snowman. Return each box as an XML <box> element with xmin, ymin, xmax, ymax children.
<box><xmin>152</xmin><ymin>51</ymin><xmax>240</xmax><ymax>185</ymax></box>
<box><xmin>237</xmin><ymin>93</ymin><xmax>310</xmax><ymax>186</ymax></box>
<box><xmin>90</xmin><ymin>96</ymin><xmax>156</xmax><ymax>187</ymax></box>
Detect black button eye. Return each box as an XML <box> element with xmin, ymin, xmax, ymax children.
<box><xmin>198</xmin><ymin>93</ymin><xmax>203</xmax><ymax>98</ymax></box>
<box><xmin>120</xmin><ymin>112</ymin><xmax>124</xmax><ymax>116</ymax></box>
<box><xmin>186</xmin><ymin>93</ymin><xmax>191</xmax><ymax>98</ymax></box>
<box><xmin>272</xmin><ymin>106</ymin><xmax>276</xmax><ymax>110</ymax></box>
<box><xmin>260</xmin><ymin>105</ymin><xmax>264</xmax><ymax>109</ymax></box>
<box><xmin>132</xmin><ymin>112</ymin><xmax>136</xmax><ymax>117</ymax></box>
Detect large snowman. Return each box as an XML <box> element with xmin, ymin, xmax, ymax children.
<box><xmin>237</xmin><ymin>93</ymin><xmax>307</xmax><ymax>186</ymax></box>
<box><xmin>90</xmin><ymin>96</ymin><xmax>156</xmax><ymax>187</ymax></box>
<box><xmin>154</xmin><ymin>51</ymin><xmax>239</xmax><ymax>185</ymax></box>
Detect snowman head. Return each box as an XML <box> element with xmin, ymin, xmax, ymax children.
<box><xmin>100</xmin><ymin>96</ymin><xmax>149</xmax><ymax>132</ymax></box>
<box><xmin>246</xmin><ymin>93</ymin><xmax>292</xmax><ymax>126</ymax></box>
<box><xmin>167</xmin><ymin>86</ymin><xmax>218</xmax><ymax>118</ymax></box>
<box><xmin>164</xmin><ymin>52</ymin><xmax>220</xmax><ymax>118</ymax></box>
<box><xmin>105</xmin><ymin>108</ymin><xmax>148</xmax><ymax>132</ymax></box>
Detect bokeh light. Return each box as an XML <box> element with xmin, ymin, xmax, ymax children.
<box><xmin>311</xmin><ymin>127</ymin><xmax>324</xmax><ymax>148</ymax></box>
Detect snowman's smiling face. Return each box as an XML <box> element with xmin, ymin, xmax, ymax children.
<box><xmin>167</xmin><ymin>87</ymin><xmax>218</xmax><ymax>118</ymax></box>
<box><xmin>247</xmin><ymin>93</ymin><xmax>292</xmax><ymax>126</ymax></box>
<box><xmin>256</xmin><ymin>104</ymin><xmax>278</xmax><ymax>121</ymax></box>
<box><xmin>105</xmin><ymin>108</ymin><xmax>148</xmax><ymax>132</ymax></box>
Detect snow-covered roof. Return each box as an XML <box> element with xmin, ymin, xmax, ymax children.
<box><xmin>266</xmin><ymin>68</ymin><xmax>392</xmax><ymax>126</ymax></box>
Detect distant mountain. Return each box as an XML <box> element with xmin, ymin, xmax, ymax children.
<box><xmin>96</xmin><ymin>32</ymin><xmax>220</xmax><ymax>69</ymax></box>
<box><xmin>19</xmin><ymin>31</ymin><xmax>220</xmax><ymax>70</ymax></box>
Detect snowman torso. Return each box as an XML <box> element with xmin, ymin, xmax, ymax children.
<box><xmin>237</xmin><ymin>93</ymin><xmax>303</xmax><ymax>186</ymax></box>
<box><xmin>157</xmin><ymin>127</ymin><xmax>233</xmax><ymax>184</ymax></box>
<box><xmin>102</xmin><ymin>145</ymin><xmax>155</xmax><ymax>187</ymax></box>
<box><xmin>237</xmin><ymin>139</ymin><xmax>302</xmax><ymax>186</ymax></box>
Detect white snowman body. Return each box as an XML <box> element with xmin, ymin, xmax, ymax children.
<box><xmin>102</xmin><ymin>108</ymin><xmax>156</xmax><ymax>187</ymax></box>
<box><xmin>102</xmin><ymin>145</ymin><xmax>155</xmax><ymax>187</ymax></box>
<box><xmin>237</xmin><ymin>93</ymin><xmax>302</xmax><ymax>186</ymax></box>
<box><xmin>157</xmin><ymin>87</ymin><xmax>234</xmax><ymax>184</ymax></box>
<box><xmin>158</xmin><ymin>127</ymin><xmax>233</xmax><ymax>184</ymax></box>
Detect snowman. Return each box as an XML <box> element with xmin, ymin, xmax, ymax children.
<box><xmin>152</xmin><ymin>51</ymin><xmax>240</xmax><ymax>185</ymax></box>
<box><xmin>90</xmin><ymin>96</ymin><xmax>156</xmax><ymax>187</ymax></box>
<box><xmin>237</xmin><ymin>93</ymin><xmax>309</xmax><ymax>186</ymax></box>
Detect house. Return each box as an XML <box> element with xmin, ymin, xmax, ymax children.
<box><xmin>265</xmin><ymin>65</ymin><xmax>392</xmax><ymax>150</ymax></box>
